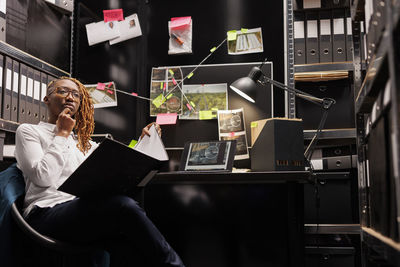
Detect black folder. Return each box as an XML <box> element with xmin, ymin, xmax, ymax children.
<box><xmin>319</xmin><ymin>10</ymin><xmax>333</xmax><ymax>63</ymax></box>
<box><xmin>294</xmin><ymin>12</ymin><xmax>306</xmax><ymax>65</ymax></box>
<box><xmin>332</xmin><ymin>9</ymin><xmax>346</xmax><ymax>62</ymax></box>
<box><xmin>58</xmin><ymin>137</ymin><xmax>165</xmax><ymax>197</ymax></box>
<box><xmin>33</xmin><ymin>70</ymin><xmax>41</xmax><ymax>124</ymax></box>
<box><xmin>39</xmin><ymin>72</ymin><xmax>48</xmax><ymax>122</ymax></box>
<box><xmin>10</xmin><ymin>60</ymin><xmax>19</xmax><ymax>122</ymax></box>
<box><xmin>26</xmin><ymin>67</ymin><xmax>34</xmax><ymax>123</ymax></box>
<box><xmin>2</xmin><ymin>56</ymin><xmax>12</xmax><ymax>120</ymax></box>
<box><xmin>18</xmin><ymin>63</ymin><xmax>27</xmax><ymax>123</ymax></box>
<box><xmin>306</xmin><ymin>11</ymin><xmax>319</xmax><ymax>64</ymax></box>
<box><xmin>0</xmin><ymin>55</ymin><xmax>3</xmax><ymax>119</ymax></box>
<box><xmin>345</xmin><ymin>9</ymin><xmax>353</xmax><ymax>61</ymax></box>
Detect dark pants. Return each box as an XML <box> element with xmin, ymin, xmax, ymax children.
<box><xmin>26</xmin><ymin>195</ymin><xmax>184</xmax><ymax>267</ymax></box>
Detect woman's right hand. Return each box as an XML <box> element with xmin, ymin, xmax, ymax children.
<box><xmin>55</xmin><ymin>108</ymin><xmax>76</xmax><ymax>137</ymax></box>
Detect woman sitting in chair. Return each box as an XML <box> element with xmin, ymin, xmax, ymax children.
<box><xmin>14</xmin><ymin>76</ymin><xmax>184</xmax><ymax>267</ymax></box>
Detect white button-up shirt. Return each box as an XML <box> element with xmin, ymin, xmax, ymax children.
<box><xmin>14</xmin><ymin>122</ymin><xmax>98</xmax><ymax>217</ymax></box>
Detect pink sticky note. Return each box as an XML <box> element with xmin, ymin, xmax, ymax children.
<box><xmin>156</xmin><ymin>113</ymin><xmax>177</xmax><ymax>125</ymax></box>
<box><xmin>170</xmin><ymin>16</ymin><xmax>191</xmax><ymax>30</ymax></box>
<box><xmin>107</xmin><ymin>90</ymin><xmax>114</xmax><ymax>94</ymax></box>
<box><xmin>186</xmin><ymin>103</ymin><xmax>192</xmax><ymax>110</ymax></box>
<box><xmin>103</xmin><ymin>9</ymin><xmax>124</xmax><ymax>22</ymax></box>
<box><xmin>108</xmin><ymin>82</ymin><xmax>113</xmax><ymax>88</ymax></box>
<box><xmin>172</xmin><ymin>78</ymin><xmax>177</xmax><ymax>85</ymax></box>
<box><xmin>229</xmin><ymin>132</ymin><xmax>235</xmax><ymax>137</ymax></box>
<box><xmin>97</xmin><ymin>82</ymin><xmax>105</xmax><ymax>90</ymax></box>
<box><xmin>163</xmin><ymin>83</ymin><xmax>167</xmax><ymax>90</ymax></box>
<box><xmin>131</xmin><ymin>92</ymin><xmax>138</xmax><ymax>96</ymax></box>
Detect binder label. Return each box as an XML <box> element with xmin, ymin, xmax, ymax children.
<box><xmin>20</xmin><ymin>75</ymin><xmax>27</xmax><ymax>96</ymax></box>
<box><xmin>347</xmin><ymin>18</ymin><xmax>352</xmax><ymax>35</ymax></box>
<box><xmin>13</xmin><ymin>72</ymin><xmax>19</xmax><ymax>93</ymax></box>
<box><xmin>333</xmin><ymin>18</ymin><xmax>345</xmax><ymax>34</ymax></box>
<box><xmin>320</xmin><ymin>19</ymin><xmax>331</xmax><ymax>35</ymax></box>
<box><xmin>294</xmin><ymin>21</ymin><xmax>304</xmax><ymax>39</ymax></box>
<box><xmin>6</xmin><ymin>69</ymin><xmax>11</xmax><ymax>90</ymax></box>
<box><xmin>27</xmin><ymin>78</ymin><xmax>33</xmax><ymax>97</ymax></box>
<box><xmin>34</xmin><ymin>80</ymin><xmax>40</xmax><ymax>100</ymax></box>
<box><xmin>0</xmin><ymin>67</ymin><xmax>2</xmax><ymax>86</ymax></box>
<box><xmin>41</xmin><ymin>83</ymin><xmax>47</xmax><ymax>102</ymax></box>
<box><xmin>307</xmin><ymin>20</ymin><xmax>318</xmax><ymax>38</ymax></box>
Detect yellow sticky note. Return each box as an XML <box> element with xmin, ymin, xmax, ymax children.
<box><xmin>169</xmin><ymin>69</ymin><xmax>174</xmax><ymax>75</ymax></box>
<box><xmin>199</xmin><ymin>110</ymin><xmax>213</xmax><ymax>120</ymax></box>
<box><xmin>211</xmin><ymin>108</ymin><xmax>218</xmax><ymax>111</ymax></box>
<box><xmin>187</xmin><ymin>72</ymin><xmax>194</xmax><ymax>79</ymax></box>
<box><xmin>166</xmin><ymin>94</ymin><xmax>173</xmax><ymax>99</ymax></box>
<box><xmin>210</xmin><ymin>47</ymin><xmax>217</xmax><ymax>52</ymax></box>
<box><xmin>160</xmin><ymin>82</ymin><xmax>163</xmax><ymax>89</ymax></box>
<box><xmin>152</xmin><ymin>94</ymin><xmax>166</xmax><ymax>108</ymax></box>
<box><xmin>128</xmin><ymin>139</ymin><xmax>138</xmax><ymax>148</ymax></box>
<box><xmin>241</xmin><ymin>28</ymin><xmax>248</xmax><ymax>33</ymax></box>
<box><xmin>227</xmin><ymin>30</ymin><xmax>237</xmax><ymax>41</ymax></box>
<box><xmin>190</xmin><ymin>101</ymin><xmax>196</xmax><ymax>107</ymax></box>
<box><xmin>251</xmin><ymin>121</ymin><xmax>258</xmax><ymax>128</ymax></box>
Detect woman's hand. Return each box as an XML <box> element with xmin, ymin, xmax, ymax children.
<box><xmin>55</xmin><ymin>108</ymin><xmax>76</xmax><ymax>138</ymax></box>
<box><xmin>140</xmin><ymin>122</ymin><xmax>162</xmax><ymax>139</ymax></box>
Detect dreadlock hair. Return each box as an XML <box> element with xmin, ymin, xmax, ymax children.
<box><xmin>47</xmin><ymin>76</ymin><xmax>95</xmax><ymax>154</ymax></box>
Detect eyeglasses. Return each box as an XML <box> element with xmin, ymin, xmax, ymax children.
<box><xmin>50</xmin><ymin>86</ymin><xmax>81</xmax><ymax>101</ymax></box>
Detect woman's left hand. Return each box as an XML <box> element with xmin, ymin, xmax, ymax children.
<box><xmin>141</xmin><ymin>122</ymin><xmax>162</xmax><ymax>138</ymax></box>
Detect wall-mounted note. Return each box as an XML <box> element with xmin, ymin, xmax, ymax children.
<box><xmin>156</xmin><ymin>113</ymin><xmax>177</xmax><ymax>125</ymax></box>
<box><xmin>103</xmin><ymin>9</ymin><xmax>124</xmax><ymax>22</ymax></box>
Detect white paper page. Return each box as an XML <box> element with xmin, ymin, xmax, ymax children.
<box><xmin>86</xmin><ymin>20</ymin><xmax>121</xmax><ymax>46</ymax></box>
<box><xmin>109</xmin><ymin>13</ymin><xmax>142</xmax><ymax>45</ymax></box>
<box><xmin>134</xmin><ymin>125</ymin><xmax>169</xmax><ymax>161</ymax></box>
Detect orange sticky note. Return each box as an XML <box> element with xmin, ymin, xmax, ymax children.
<box><xmin>170</xmin><ymin>16</ymin><xmax>191</xmax><ymax>30</ymax></box>
<box><xmin>131</xmin><ymin>92</ymin><xmax>138</xmax><ymax>96</ymax></box>
<box><xmin>103</xmin><ymin>9</ymin><xmax>124</xmax><ymax>22</ymax></box>
<box><xmin>97</xmin><ymin>82</ymin><xmax>105</xmax><ymax>90</ymax></box>
<box><xmin>107</xmin><ymin>90</ymin><xmax>113</xmax><ymax>94</ymax></box>
<box><xmin>156</xmin><ymin>113</ymin><xmax>177</xmax><ymax>125</ymax></box>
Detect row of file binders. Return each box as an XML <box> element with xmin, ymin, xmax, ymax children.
<box><xmin>294</xmin><ymin>8</ymin><xmax>356</xmax><ymax>64</ymax></box>
<box><xmin>0</xmin><ymin>54</ymin><xmax>57</xmax><ymax>124</ymax></box>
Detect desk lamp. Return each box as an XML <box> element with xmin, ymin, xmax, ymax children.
<box><xmin>230</xmin><ymin>61</ymin><xmax>336</xmax><ymax>166</ymax></box>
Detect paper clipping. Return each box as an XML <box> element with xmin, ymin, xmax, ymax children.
<box><xmin>134</xmin><ymin>124</ymin><xmax>169</xmax><ymax>161</ymax></box>
<box><xmin>227</xmin><ymin>27</ymin><xmax>264</xmax><ymax>55</ymax></box>
<box><xmin>85</xmin><ymin>82</ymin><xmax>118</xmax><ymax>108</ymax></box>
<box><xmin>180</xmin><ymin>83</ymin><xmax>228</xmax><ymax>120</ymax></box>
<box><xmin>217</xmin><ymin>108</ymin><xmax>249</xmax><ymax>160</ymax></box>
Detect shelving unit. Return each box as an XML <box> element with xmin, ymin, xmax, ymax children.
<box><xmin>351</xmin><ymin>0</ymin><xmax>400</xmax><ymax>266</ymax></box>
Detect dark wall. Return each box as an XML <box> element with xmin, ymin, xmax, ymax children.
<box><xmin>74</xmin><ymin>0</ymin><xmax>285</xmax><ymax>144</ymax></box>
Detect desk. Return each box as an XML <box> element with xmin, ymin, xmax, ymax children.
<box><xmin>143</xmin><ymin>171</ymin><xmax>310</xmax><ymax>267</ymax></box>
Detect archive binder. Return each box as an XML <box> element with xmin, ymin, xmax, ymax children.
<box><xmin>39</xmin><ymin>72</ymin><xmax>48</xmax><ymax>122</ymax></box>
<box><xmin>345</xmin><ymin>9</ymin><xmax>353</xmax><ymax>61</ymax></box>
<box><xmin>2</xmin><ymin>56</ymin><xmax>12</xmax><ymax>120</ymax></box>
<box><xmin>58</xmin><ymin>137</ymin><xmax>165</xmax><ymax>197</ymax></box>
<box><xmin>319</xmin><ymin>10</ymin><xmax>332</xmax><ymax>63</ymax></box>
<box><xmin>11</xmin><ymin>60</ymin><xmax>19</xmax><ymax>122</ymax></box>
<box><xmin>332</xmin><ymin>9</ymin><xmax>346</xmax><ymax>62</ymax></box>
<box><xmin>0</xmin><ymin>55</ymin><xmax>3</xmax><ymax>119</ymax></box>
<box><xmin>18</xmin><ymin>63</ymin><xmax>27</xmax><ymax>123</ymax></box>
<box><xmin>294</xmin><ymin>12</ymin><xmax>306</xmax><ymax>65</ymax></box>
<box><xmin>306</xmin><ymin>11</ymin><xmax>319</xmax><ymax>64</ymax></box>
<box><xmin>33</xmin><ymin>70</ymin><xmax>41</xmax><ymax>124</ymax></box>
<box><xmin>26</xmin><ymin>67</ymin><xmax>34</xmax><ymax>123</ymax></box>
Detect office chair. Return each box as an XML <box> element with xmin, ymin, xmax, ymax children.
<box><xmin>2</xmin><ymin>163</ymin><xmax>109</xmax><ymax>267</ymax></box>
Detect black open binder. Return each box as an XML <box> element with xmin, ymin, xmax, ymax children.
<box><xmin>58</xmin><ymin>137</ymin><xmax>164</xmax><ymax>197</ymax></box>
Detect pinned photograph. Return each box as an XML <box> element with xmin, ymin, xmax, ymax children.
<box><xmin>109</xmin><ymin>13</ymin><xmax>142</xmax><ymax>45</ymax></box>
<box><xmin>218</xmin><ymin>108</ymin><xmax>249</xmax><ymax>160</ymax></box>
<box><xmin>227</xmin><ymin>27</ymin><xmax>264</xmax><ymax>55</ymax></box>
<box><xmin>180</xmin><ymin>83</ymin><xmax>228</xmax><ymax>120</ymax></box>
<box><xmin>85</xmin><ymin>82</ymin><xmax>118</xmax><ymax>108</ymax></box>
<box><xmin>86</xmin><ymin>20</ymin><xmax>121</xmax><ymax>46</ymax></box>
<box><xmin>150</xmin><ymin>67</ymin><xmax>183</xmax><ymax>116</ymax></box>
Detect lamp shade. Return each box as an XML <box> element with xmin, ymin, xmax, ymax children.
<box><xmin>229</xmin><ymin>66</ymin><xmax>263</xmax><ymax>103</ymax></box>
